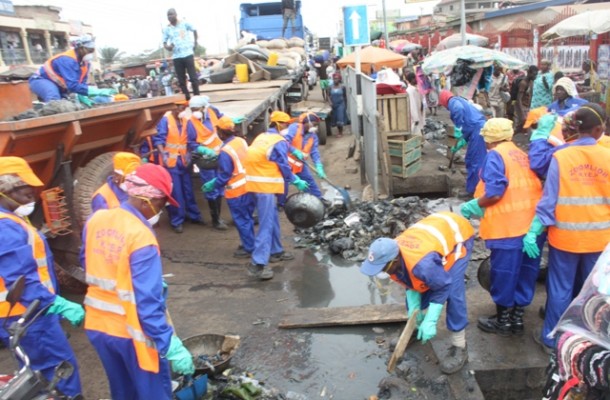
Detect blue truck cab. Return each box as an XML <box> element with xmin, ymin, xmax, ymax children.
<box><xmin>240</xmin><ymin>1</ymin><xmax>304</xmax><ymax>40</ymax></box>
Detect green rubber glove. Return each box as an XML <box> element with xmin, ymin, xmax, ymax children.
<box><xmin>417</xmin><ymin>302</ymin><xmax>443</xmax><ymax>344</ymax></box>
<box><xmin>460</xmin><ymin>198</ymin><xmax>484</xmax><ymax>219</ymax></box>
<box><xmin>292</xmin><ymin>175</ymin><xmax>309</xmax><ymax>191</ymax></box>
<box><xmin>202</xmin><ymin>178</ymin><xmax>217</xmax><ymax>193</ymax></box>
<box><xmin>142</xmin><ymin>157</ymin><xmax>149</xmax><ymax>164</ymax></box>
<box><xmin>47</xmin><ymin>295</ymin><xmax>85</xmax><ymax>327</ymax></box>
<box><xmin>196</xmin><ymin>145</ymin><xmax>216</xmax><ymax>157</ymax></box>
<box><xmin>530</xmin><ymin>113</ymin><xmax>557</xmax><ymax>141</ymax></box>
<box><xmin>405</xmin><ymin>290</ymin><xmax>422</xmax><ymax>321</ymax></box>
<box><xmin>232</xmin><ymin>116</ymin><xmax>245</xmax><ymax>124</ymax></box>
<box><xmin>292</xmin><ymin>149</ymin><xmax>305</xmax><ymax>161</ymax></box>
<box><xmin>451</xmin><ymin>137</ymin><xmax>467</xmax><ymax>153</ymax></box>
<box><xmin>77</xmin><ymin>94</ymin><xmax>94</xmax><ymax>108</ymax></box>
<box><xmin>523</xmin><ymin>215</ymin><xmax>545</xmax><ymax>258</ymax></box>
<box><xmin>87</xmin><ymin>87</ymin><xmax>117</xmax><ymax>97</ymax></box>
<box><xmin>166</xmin><ymin>335</ymin><xmax>195</xmax><ymax>375</ymax></box>
<box><xmin>315</xmin><ymin>163</ymin><xmax>327</xmax><ymax>179</ymax></box>
<box><xmin>453</xmin><ymin>126</ymin><xmax>463</xmax><ymax>139</ymax></box>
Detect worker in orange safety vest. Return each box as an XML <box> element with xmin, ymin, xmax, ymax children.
<box><xmin>91</xmin><ymin>152</ymin><xmax>141</xmax><ymax>213</ymax></box>
<box><xmin>82</xmin><ymin>163</ymin><xmax>195</xmax><ymax>399</ymax></box>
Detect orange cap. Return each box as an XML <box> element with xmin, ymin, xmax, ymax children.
<box><xmin>215</xmin><ymin>116</ymin><xmax>235</xmax><ymax>131</ymax></box>
<box><xmin>174</xmin><ymin>99</ymin><xmax>189</xmax><ymax>106</ymax></box>
<box><xmin>270</xmin><ymin>111</ymin><xmax>291</xmax><ymax>123</ymax></box>
<box><xmin>113</xmin><ymin>152</ymin><xmax>142</xmax><ymax>175</ymax></box>
<box><xmin>0</xmin><ymin>156</ymin><xmax>43</xmax><ymax>187</ymax></box>
<box><xmin>524</xmin><ymin>107</ymin><xmax>549</xmax><ymax>129</ymax></box>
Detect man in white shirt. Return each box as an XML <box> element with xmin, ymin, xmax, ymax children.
<box><xmin>406</xmin><ymin>72</ymin><xmax>425</xmax><ymax>136</ymax></box>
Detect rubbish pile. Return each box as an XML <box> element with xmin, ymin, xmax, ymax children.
<box><xmin>422</xmin><ymin>118</ymin><xmax>448</xmax><ymax>142</ymax></box>
<box><xmin>293</xmin><ymin>196</ymin><xmax>434</xmax><ymax>261</ymax></box>
<box><xmin>8</xmin><ymin>99</ymin><xmax>85</xmax><ymax>121</ymax></box>
<box><xmin>201</xmin><ymin>369</ymin><xmax>306</xmax><ymax>400</ymax></box>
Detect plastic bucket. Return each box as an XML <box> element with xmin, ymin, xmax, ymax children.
<box><xmin>267</xmin><ymin>52</ymin><xmax>279</xmax><ymax>66</ymax></box>
<box><xmin>235</xmin><ymin>64</ymin><xmax>249</xmax><ymax>83</ymax></box>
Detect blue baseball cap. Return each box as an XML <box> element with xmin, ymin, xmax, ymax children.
<box><xmin>360</xmin><ymin>238</ymin><xmax>399</xmax><ymax>276</ymax></box>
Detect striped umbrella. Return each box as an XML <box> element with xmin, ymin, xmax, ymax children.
<box><xmin>422</xmin><ymin>45</ymin><xmax>527</xmax><ymax>74</ymax></box>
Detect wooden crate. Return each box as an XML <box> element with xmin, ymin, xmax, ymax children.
<box><xmin>387</xmin><ymin>134</ymin><xmax>422</xmax><ymax>178</ymax></box>
<box><xmin>387</xmin><ymin>135</ymin><xmax>423</xmax><ymax>156</ymax></box>
<box><xmin>377</xmin><ymin>94</ymin><xmax>410</xmax><ymax>133</ymax></box>
<box><xmin>391</xmin><ymin>158</ymin><xmax>422</xmax><ymax>178</ymax></box>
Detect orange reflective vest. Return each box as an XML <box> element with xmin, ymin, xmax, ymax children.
<box><xmin>83</xmin><ymin>208</ymin><xmax>162</xmax><ymax>373</ymax></box>
<box><xmin>548</xmin><ymin>144</ymin><xmax>610</xmax><ymax>253</ymax></box>
<box><xmin>221</xmin><ymin>137</ymin><xmax>248</xmax><ymax>199</ymax></box>
<box><xmin>163</xmin><ymin>112</ymin><xmax>187</xmax><ymax>168</ymax></box>
<box><xmin>598</xmin><ymin>135</ymin><xmax>610</xmax><ymax>149</ymax></box>
<box><xmin>287</xmin><ymin>124</ymin><xmax>315</xmax><ymax>173</ymax></box>
<box><xmin>547</xmin><ymin>121</ymin><xmax>566</xmax><ymax>147</ymax></box>
<box><xmin>195</xmin><ymin>109</ymin><xmax>223</xmax><ymax>153</ymax></box>
<box><xmin>92</xmin><ymin>183</ymin><xmax>120</xmax><ymax>210</ymax></box>
<box><xmin>392</xmin><ymin>212</ymin><xmax>474</xmax><ymax>293</ymax></box>
<box><xmin>245</xmin><ymin>133</ymin><xmax>286</xmax><ymax>194</ymax></box>
<box><xmin>474</xmin><ymin>142</ymin><xmax>542</xmax><ymax>240</ymax></box>
<box><xmin>42</xmin><ymin>49</ymin><xmax>88</xmax><ymax>90</ymax></box>
<box><xmin>0</xmin><ymin>212</ymin><xmax>55</xmax><ymax>317</ymax></box>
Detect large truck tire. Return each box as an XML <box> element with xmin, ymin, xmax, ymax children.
<box><xmin>318</xmin><ymin>118</ymin><xmax>328</xmax><ymax>145</ymax></box>
<box><xmin>73</xmin><ymin>152</ymin><xmax>117</xmax><ymax>229</ymax></box>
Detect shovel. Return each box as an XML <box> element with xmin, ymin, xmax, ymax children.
<box><xmin>303</xmin><ymin>159</ymin><xmax>352</xmax><ymax>209</ymax></box>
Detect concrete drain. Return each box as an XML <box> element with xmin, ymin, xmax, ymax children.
<box><xmin>473</xmin><ymin>366</ymin><xmax>546</xmax><ymax>400</ymax></box>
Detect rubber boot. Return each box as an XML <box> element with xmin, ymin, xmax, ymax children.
<box><xmin>440</xmin><ymin>345</ymin><xmax>468</xmax><ymax>375</ymax></box>
<box><xmin>510</xmin><ymin>306</ymin><xmax>525</xmax><ymax>336</ymax></box>
<box><xmin>477</xmin><ymin>305</ymin><xmax>512</xmax><ymax>337</ymax></box>
<box><xmin>208</xmin><ymin>199</ymin><xmax>228</xmax><ymax>231</ymax></box>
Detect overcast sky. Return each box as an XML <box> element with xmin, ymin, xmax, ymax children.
<box><xmin>14</xmin><ymin>0</ymin><xmax>439</xmax><ymax>55</ymax></box>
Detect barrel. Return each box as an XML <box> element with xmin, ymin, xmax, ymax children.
<box><xmin>267</xmin><ymin>52</ymin><xmax>279</xmax><ymax>66</ymax></box>
<box><xmin>235</xmin><ymin>64</ymin><xmax>249</xmax><ymax>83</ymax></box>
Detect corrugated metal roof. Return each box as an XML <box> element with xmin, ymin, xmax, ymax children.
<box><xmin>484</xmin><ymin>0</ymin><xmax>577</xmax><ymax>19</ymax></box>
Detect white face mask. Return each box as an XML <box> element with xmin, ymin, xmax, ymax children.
<box><xmin>15</xmin><ymin>202</ymin><xmax>35</xmax><ymax>217</ymax></box>
<box><xmin>280</xmin><ymin>128</ymin><xmax>289</xmax><ymax>136</ymax></box>
<box><xmin>309</xmin><ymin>126</ymin><xmax>319</xmax><ymax>134</ymax></box>
<box><xmin>83</xmin><ymin>53</ymin><xmax>94</xmax><ymax>63</ymax></box>
<box><xmin>119</xmin><ymin>182</ymin><xmax>128</xmax><ymax>192</ymax></box>
<box><xmin>147</xmin><ymin>211</ymin><xmax>162</xmax><ymax>226</ymax></box>
<box><xmin>192</xmin><ymin>111</ymin><xmax>203</xmax><ymax>120</ymax></box>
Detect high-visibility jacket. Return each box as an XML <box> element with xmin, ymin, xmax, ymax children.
<box><xmin>195</xmin><ymin>110</ymin><xmax>223</xmax><ymax>153</ymax></box>
<box><xmin>392</xmin><ymin>212</ymin><xmax>474</xmax><ymax>293</ymax></box>
<box><xmin>221</xmin><ymin>137</ymin><xmax>248</xmax><ymax>199</ymax></box>
<box><xmin>41</xmin><ymin>49</ymin><xmax>88</xmax><ymax>90</ymax></box>
<box><xmin>144</xmin><ymin>136</ymin><xmax>157</xmax><ymax>164</ymax></box>
<box><xmin>548</xmin><ymin>144</ymin><xmax>610</xmax><ymax>253</ymax></box>
<box><xmin>83</xmin><ymin>208</ymin><xmax>161</xmax><ymax>373</ymax></box>
<box><xmin>92</xmin><ymin>183</ymin><xmax>120</xmax><ymax>209</ymax></box>
<box><xmin>474</xmin><ymin>142</ymin><xmax>542</xmax><ymax>240</ymax></box>
<box><xmin>245</xmin><ymin>133</ymin><xmax>286</xmax><ymax>194</ymax></box>
<box><xmin>0</xmin><ymin>212</ymin><xmax>55</xmax><ymax>317</ymax></box>
<box><xmin>287</xmin><ymin>124</ymin><xmax>315</xmax><ymax>173</ymax></box>
<box><xmin>163</xmin><ymin>112</ymin><xmax>187</xmax><ymax>168</ymax></box>
<box><xmin>598</xmin><ymin>135</ymin><xmax>610</xmax><ymax>149</ymax></box>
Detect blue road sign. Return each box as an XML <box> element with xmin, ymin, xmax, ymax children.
<box><xmin>343</xmin><ymin>5</ymin><xmax>370</xmax><ymax>47</ymax></box>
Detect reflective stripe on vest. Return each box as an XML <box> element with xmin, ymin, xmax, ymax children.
<box><xmin>474</xmin><ymin>142</ymin><xmax>542</xmax><ymax>240</ymax></box>
<box><xmin>42</xmin><ymin>49</ymin><xmax>88</xmax><ymax>90</ymax></box>
<box><xmin>548</xmin><ymin>144</ymin><xmax>610</xmax><ymax>253</ymax></box>
<box><xmin>92</xmin><ymin>183</ymin><xmax>120</xmax><ymax>210</ymax></box>
<box><xmin>196</xmin><ymin>110</ymin><xmax>223</xmax><ymax>152</ymax></box>
<box><xmin>222</xmin><ymin>138</ymin><xmax>248</xmax><ymax>198</ymax></box>
<box><xmin>164</xmin><ymin>112</ymin><xmax>187</xmax><ymax>168</ymax></box>
<box><xmin>245</xmin><ymin>133</ymin><xmax>286</xmax><ymax>194</ymax></box>
<box><xmin>288</xmin><ymin>124</ymin><xmax>314</xmax><ymax>173</ymax></box>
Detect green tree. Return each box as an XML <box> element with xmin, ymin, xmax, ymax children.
<box><xmin>98</xmin><ymin>47</ymin><xmax>124</xmax><ymax>66</ymax></box>
<box><xmin>194</xmin><ymin>44</ymin><xmax>206</xmax><ymax>57</ymax></box>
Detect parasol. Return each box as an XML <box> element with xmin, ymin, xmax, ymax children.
<box><xmin>336</xmin><ymin>46</ymin><xmax>407</xmax><ymax>74</ymax></box>
<box><xmin>422</xmin><ymin>45</ymin><xmax>527</xmax><ymax>74</ymax></box>
<box><xmin>389</xmin><ymin>39</ymin><xmax>422</xmax><ymax>54</ymax></box>
<box><xmin>542</xmin><ymin>9</ymin><xmax>610</xmax><ymax>40</ymax></box>
<box><xmin>436</xmin><ymin>33</ymin><xmax>489</xmax><ymax>50</ymax></box>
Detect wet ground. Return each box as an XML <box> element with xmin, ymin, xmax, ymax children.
<box><xmin>0</xmin><ymin>87</ymin><xmax>551</xmax><ymax>399</ymax></box>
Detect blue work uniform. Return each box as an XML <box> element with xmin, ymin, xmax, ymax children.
<box><xmin>252</xmin><ymin>129</ymin><xmax>297</xmax><ymax>266</ymax></box>
<box><xmin>81</xmin><ymin>203</ymin><xmax>173</xmax><ymax>399</ymax></box>
<box><xmin>547</xmin><ymin>97</ymin><xmax>588</xmax><ymax>117</ymax></box>
<box><xmin>153</xmin><ymin>115</ymin><xmax>203</xmax><ymax>227</ymax></box>
<box><xmin>528</xmin><ymin>140</ymin><xmax>568</xmax><ymax>179</ymax></box>
<box><xmin>29</xmin><ymin>53</ymin><xmax>89</xmax><ymax>102</ymax></box>
<box><xmin>194</xmin><ymin>106</ymin><xmax>224</xmax><ymax>201</ymax></box>
<box><xmin>447</xmin><ymin>96</ymin><xmax>487</xmax><ymax>194</ymax></box>
<box><xmin>91</xmin><ymin>176</ymin><xmax>127</xmax><ymax>213</ymax></box>
<box><xmin>394</xmin><ymin>238</ymin><xmax>475</xmax><ymax>332</ymax></box>
<box><xmin>211</xmin><ymin>135</ymin><xmax>256</xmax><ymax>253</ymax></box>
<box><xmin>0</xmin><ymin>206</ymin><xmax>82</xmax><ymax>397</ymax></box>
<box><xmin>480</xmin><ymin>151</ymin><xmax>544</xmax><ymax>308</ymax></box>
<box><xmin>536</xmin><ymin>137</ymin><xmax>602</xmax><ymax>348</ymax></box>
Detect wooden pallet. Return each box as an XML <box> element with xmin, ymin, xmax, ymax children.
<box><xmin>377</xmin><ymin>94</ymin><xmax>410</xmax><ymax>133</ymax></box>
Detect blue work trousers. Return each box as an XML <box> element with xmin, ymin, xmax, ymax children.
<box><xmin>28</xmin><ymin>76</ymin><xmax>63</xmax><ymax>101</ymax></box>
<box><xmin>421</xmin><ymin>239</ymin><xmax>474</xmax><ymax>332</ymax></box>
<box><xmin>86</xmin><ymin>330</ymin><xmax>172</xmax><ymax>400</ymax></box>
<box><xmin>198</xmin><ymin>168</ymin><xmax>222</xmax><ymax>200</ymax></box>
<box><xmin>167</xmin><ymin>167</ymin><xmax>202</xmax><ymax>227</ymax></box>
<box><xmin>251</xmin><ymin>193</ymin><xmax>283</xmax><ymax>266</ymax></box>
<box><xmin>488</xmin><ymin>236</ymin><xmax>544</xmax><ymax>308</ymax></box>
<box><xmin>0</xmin><ymin>314</ymin><xmax>82</xmax><ymax>397</ymax></box>
<box><xmin>541</xmin><ymin>246</ymin><xmax>600</xmax><ymax>347</ymax></box>
<box><xmin>227</xmin><ymin>193</ymin><xmax>256</xmax><ymax>253</ymax></box>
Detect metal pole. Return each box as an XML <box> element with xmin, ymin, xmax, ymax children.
<box><xmin>382</xmin><ymin>0</ymin><xmax>389</xmax><ymax>47</ymax></box>
<box><xmin>460</xmin><ymin>0</ymin><xmax>466</xmax><ymax>46</ymax></box>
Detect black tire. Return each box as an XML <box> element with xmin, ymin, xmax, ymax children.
<box><xmin>73</xmin><ymin>152</ymin><xmax>117</xmax><ymax>229</ymax></box>
<box><xmin>325</xmin><ymin>117</ymin><xmax>332</xmax><ymax>137</ymax></box>
<box><xmin>318</xmin><ymin>119</ymin><xmax>327</xmax><ymax>145</ymax></box>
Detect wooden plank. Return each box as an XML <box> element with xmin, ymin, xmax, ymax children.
<box><xmin>380</xmin><ymin>130</ymin><xmax>394</xmax><ymax>197</ymax></box>
<box><xmin>389</xmin><ymin>98</ymin><xmax>398</xmax><ymax>131</ymax></box>
<box><xmin>396</xmin><ymin>95</ymin><xmax>409</xmax><ymax>131</ymax></box>
<box><xmin>198</xmin><ymin>80</ymin><xmax>292</xmax><ymax>93</ymax></box>
<box><xmin>278</xmin><ymin>304</ymin><xmax>407</xmax><ymax>329</ymax></box>
<box><xmin>387</xmin><ymin>309</ymin><xmax>419</xmax><ymax>373</ymax></box>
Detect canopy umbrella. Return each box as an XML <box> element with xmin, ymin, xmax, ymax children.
<box><xmin>336</xmin><ymin>46</ymin><xmax>407</xmax><ymax>74</ymax></box>
<box><xmin>542</xmin><ymin>9</ymin><xmax>610</xmax><ymax>40</ymax></box>
<box><xmin>389</xmin><ymin>39</ymin><xmax>422</xmax><ymax>54</ymax></box>
<box><xmin>422</xmin><ymin>45</ymin><xmax>527</xmax><ymax>74</ymax></box>
<box><xmin>436</xmin><ymin>33</ymin><xmax>489</xmax><ymax>50</ymax></box>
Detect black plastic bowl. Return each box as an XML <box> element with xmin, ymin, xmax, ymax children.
<box><xmin>284</xmin><ymin>192</ymin><xmax>324</xmax><ymax>228</ymax></box>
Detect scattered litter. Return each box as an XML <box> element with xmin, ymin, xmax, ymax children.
<box><xmin>422</xmin><ymin>118</ymin><xmax>448</xmax><ymax>142</ymax></box>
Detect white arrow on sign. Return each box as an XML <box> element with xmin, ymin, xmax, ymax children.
<box><xmin>349</xmin><ymin>10</ymin><xmax>361</xmax><ymax>40</ymax></box>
